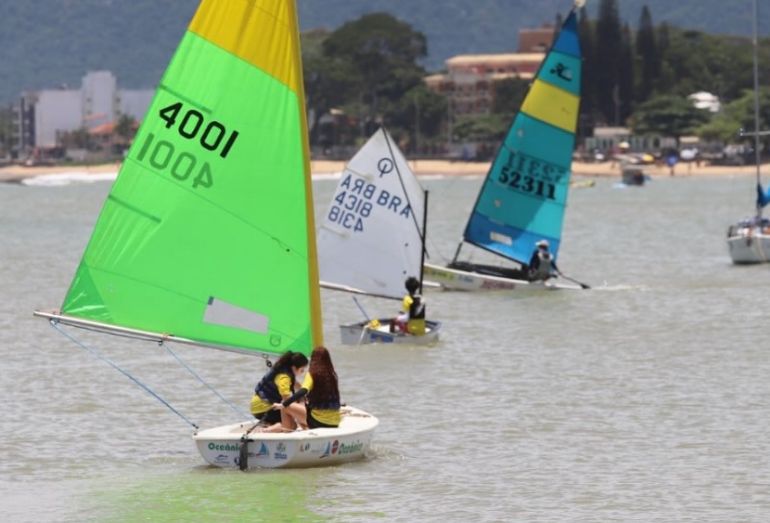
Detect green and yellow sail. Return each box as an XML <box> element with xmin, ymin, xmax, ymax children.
<box><xmin>61</xmin><ymin>0</ymin><xmax>323</xmax><ymax>356</ymax></box>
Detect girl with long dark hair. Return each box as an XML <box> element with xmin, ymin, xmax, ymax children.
<box><xmin>273</xmin><ymin>346</ymin><xmax>341</xmax><ymax>429</ymax></box>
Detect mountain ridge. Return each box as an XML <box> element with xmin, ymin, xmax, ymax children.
<box><xmin>0</xmin><ymin>0</ymin><xmax>759</xmax><ymax>104</ymax></box>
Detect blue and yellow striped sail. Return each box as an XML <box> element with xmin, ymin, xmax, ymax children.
<box><xmin>463</xmin><ymin>11</ymin><xmax>581</xmax><ymax>265</ymax></box>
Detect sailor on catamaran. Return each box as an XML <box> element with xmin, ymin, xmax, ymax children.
<box><xmin>527</xmin><ymin>239</ymin><xmax>559</xmax><ymax>282</ymax></box>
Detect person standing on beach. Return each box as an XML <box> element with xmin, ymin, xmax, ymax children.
<box><xmin>666</xmin><ymin>151</ymin><xmax>679</xmax><ymax>176</ymax></box>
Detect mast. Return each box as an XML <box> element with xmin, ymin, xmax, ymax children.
<box><xmin>290</xmin><ymin>0</ymin><xmax>324</xmax><ymax>349</ymax></box>
<box><xmin>419</xmin><ymin>190</ymin><xmax>429</xmax><ymax>293</ymax></box>
<box><xmin>752</xmin><ymin>0</ymin><xmax>762</xmax><ymax>217</ymax></box>
<box><xmin>451</xmin><ymin>241</ymin><xmax>463</xmax><ymax>264</ymax></box>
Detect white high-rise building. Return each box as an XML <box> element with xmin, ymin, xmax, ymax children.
<box><xmin>15</xmin><ymin>70</ymin><xmax>154</xmax><ymax>151</ymax></box>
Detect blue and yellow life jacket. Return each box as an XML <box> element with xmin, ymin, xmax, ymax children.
<box><xmin>255</xmin><ymin>366</ymin><xmax>295</xmax><ymax>404</ymax></box>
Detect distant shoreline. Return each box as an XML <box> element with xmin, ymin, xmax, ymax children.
<box><xmin>0</xmin><ymin>159</ymin><xmax>765</xmax><ymax>183</ymax></box>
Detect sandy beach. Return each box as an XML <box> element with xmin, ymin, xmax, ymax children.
<box><xmin>0</xmin><ymin>158</ymin><xmax>765</xmax><ymax>183</ymax></box>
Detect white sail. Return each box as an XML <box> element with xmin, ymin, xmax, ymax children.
<box><xmin>318</xmin><ymin>128</ymin><xmax>425</xmax><ymax>300</ymax></box>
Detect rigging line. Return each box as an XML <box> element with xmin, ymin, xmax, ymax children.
<box><xmin>381</xmin><ymin>129</ymin><xmax>427</xmax><ymax>243</ymax></box>
<box><xmin>50</xmin><ymin>320</ymin><xmax>199</xmax><ymax>430</ymax></box>
<box><xmin>426</xmin><ymin>235</ymin><xmax>452</xmax><ymax>264</ymax></box>
<box><xmin>160</xmin><ymin>342</ymin><xmax>249</xmax><ymax>419</ymax></box>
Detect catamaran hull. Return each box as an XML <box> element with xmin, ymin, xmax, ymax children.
<box><xmin>423</xmin><ymin>263</ymin><xmax>576</xmax><ymax>292</ymax></box>
<box><xmin>339</xmin><ymin>319</ymin><xmax>441</xmax><ymax>345</ymax></box>
<box><xmin>728</xmin><ymin>232</ymin><xmax>770</xmax><ymax>264</ymax></box>
<box><xmin>193</xmin><ymin>406</ymin><xmax>378</xmax><ymax>469</ymax></box>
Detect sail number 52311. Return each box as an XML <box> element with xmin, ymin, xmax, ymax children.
<box><xmin>498</xmin><ymin>166</ymin><xmax>556</xmax><ymax>200</ymax></box>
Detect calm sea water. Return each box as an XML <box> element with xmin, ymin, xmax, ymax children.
<box><xmin>2</xmin><ymin>173</ymin><xmax>770</xmax><ymax>522</ymax></box>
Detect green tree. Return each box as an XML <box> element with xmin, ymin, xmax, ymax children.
<box><xmin>385</xmin><ymin>85</ymin><xmax>447</xmax><ymax>153</ymax></box>
<box><xmin>452</xmin><ymin>114</ymin><xmax>509</xmax><ymax>145</ymax></box>
<box><xmin>302</xmin><ymin>29</ymin><xmax>360</xmax><ymax>145</ymax></box>
<box><xmin>652</xmin><ymin>28</ymin><xmax>755</xmax><ymax>101</ymax></box>
<box><xmin>595</xmin><ymin>0</ymin><xmax>622</xmax><ymax>124</ymax></box>
<box><xmin>698</xmin><ymin>87</ymin><xmax>770</xmax><ymax>145</ymax></box>
<box><xmin>321</xmin><ymin>13</ymin><xmax>427</xmax><ymax>123</ymax></box>
<box><xmin>491</xmin><ymin>78</ymin><xmax>529</xmax><ymax>118</ymax></box>
<box><xmin>619</xmin><ymin>23</ymin><xmax>635</xmax><ymax>121</ymax></box>
<box><xmin>578</xmin><ymin>7</ymin><xmax>597</xmax><ymax>137</ymax></box>
<box><xmin>59</xmin><ymin>127</ymin><xmax>91</xmax><ymax>149</ymax></box>
<box><xmin>114</xmin><ymin>114</ymin><xmax>136</xmax><ymax>139</ymax></box>
<box><xmin>0</xmin><ymin>106</ymin><xmax>13</xmax><ymax>155</ymax></box>
<box><xmin>635</xmin><ymin>6</ymin><xmax>659</xmax><ymax>102</ymax></box>
<box><xmin>629</xmin><ymin>94</ymin><xmax>710</xmax><ymax>140</ymax></box>
<box><xmin>654</xmin><ymin>23</ymin><xmax>676</xmax><ymax>94</ymax></box>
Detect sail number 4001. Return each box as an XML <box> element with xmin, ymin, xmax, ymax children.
<box><xmin>136</xmin><ymin>133</ymin><xmax>213</xmax><ymax>189</ymax></box>
<box><xmin>159</xmin><ymin>102</ymin><xmax>239</xmax><ymax>159</ymax></box>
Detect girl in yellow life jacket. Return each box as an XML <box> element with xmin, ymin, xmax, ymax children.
<box><xmin>250</xmin><ymin>351</ymin><xmax>308</xmax><ymax>427</ymax></box>
<box><xmin>402</xmin><ymin>276</ymin><xmax>426</xmax><ymax>336</ymax></box>
<box><xmin>272</xmin><ymin>346</ymin><xmax>341</xmax><ymax>430</ymax></box>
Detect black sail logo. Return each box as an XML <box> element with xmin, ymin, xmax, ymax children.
<box><xmin>550</xmin><ymin>62</ymin><xmax>572</xmax><ymax>82</ymax></box>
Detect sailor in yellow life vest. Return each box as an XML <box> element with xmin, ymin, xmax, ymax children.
<box><xmin>402</xmin><ymin>276</ymin><xmax>426</xmax><ymax>336</ymax></box>
<box><xmin>250</xmin><ymin>351</ymin><xmax>308</xmax><ymax>428</ymax></box>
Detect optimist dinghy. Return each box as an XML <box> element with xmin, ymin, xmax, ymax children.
<box><xmin>317</xmin><ymin>128</ymin><xmax>441</xmax><ymax>344</ymax></box>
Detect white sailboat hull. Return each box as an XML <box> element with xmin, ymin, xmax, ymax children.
<box><xmin>727</xmin><ymin>230</ymin><xmax>770</xmax><ymax>264</ymax></box>
<box><xmin>339</xmin><ymin>319</ymin><xmax>441</xmax><ymax>345</ymax></box>
<box><xmin>422</xmin><ymin>262</ymin><xmax>577</xmax><ymax>292</ymax></box>
<box><xmin>193</xmin><ymin>406</ymin><xmax>378</xmax><ymax>469</ymax></box>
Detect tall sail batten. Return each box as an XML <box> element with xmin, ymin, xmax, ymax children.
<box><xmin>463</xmin><ymin>11</ymin><xmax>582</xmax><ymax>266</ymax></box>
<box><xmin>59</xmin><ymin>0</ymin><xmax>321</xmax><ymax>357</ymax></box>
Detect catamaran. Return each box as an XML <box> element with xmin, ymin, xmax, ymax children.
<box><xmin>34</xmin><ymin>0</ymin><xmax>378</xmax><ymax>469</ymax></box>
<box><xmin>726</xmin><ymin>0</ymin><xmax>770</xmax><ymax>264</ymax></box>
<box><xmin>317</xmin><ymin>128</ymin><xmax>441</xmax><ymax>344</ymax></box>
<box><xmin>424</xmin><ymin>5</ymin><xmax>587</xmax><ymax>291</ymax></box>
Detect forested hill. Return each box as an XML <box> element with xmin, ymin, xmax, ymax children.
<box><xmin>0</xmin><ymin>0</ymin><xmax>760</xmax><ymax>104</ymax></box>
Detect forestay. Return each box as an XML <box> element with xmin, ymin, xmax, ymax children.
<box><xmin>462</xmin><ymin>11</ymin><xmax>582</xmax><ymax>265</ymax></box>
<box><xmin>58</xmin><ymin>0</ymin><xmax>322</xmax><ymax>357</ymax></box>
<box><xmin>317</xmin><ymin>128</ymin><xmax>426</xmax><ymax>299</ymax></box>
